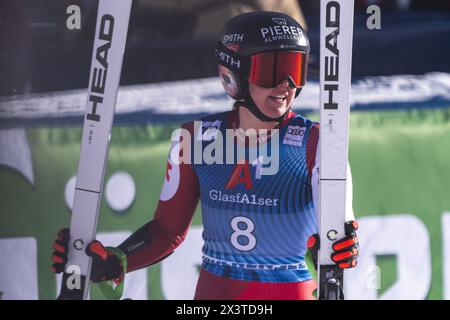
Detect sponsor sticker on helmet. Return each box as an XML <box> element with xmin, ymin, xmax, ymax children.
<box><xmin>260</xmin><ymin>23</ymin><xmax>304</xmax><ymax>43</ymax></box>
<box><xmin>223</xmin><ymin>33</ymin><xmax>244</xmax><ymax>44</ymax></box>
<box><xmin>272</xmin><ymin>18</ymin><xmax>287</xmax><ymax>25</ymax></box>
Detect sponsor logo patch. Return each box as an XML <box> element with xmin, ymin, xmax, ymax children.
<box><xmin>283</xmin><ymin>125</ymin><xmax>306</xmax><ymax>147</ymax></box>
<box><xmin>272</xmin><ymin>18</ymin><xmax>287</xmax><ymax>25</ymax></box>
<box><xmin>260</xmin><ymin>21</ymin><xmax>305</xmax><ymax>44</ymax></box>
<box><xmin>222</xmin><ymin>33</ymin><xmax>244</xmax><ymax>43</ymax></box>
<box><xmin>327</xmin><ymin>230</ymin><xmax>338</xmax><ymax>241</ymax></box>
<box><xmin>73</xmin><ymin>239</ymin><xmax>84</xmax><ymax>251</ymax></box>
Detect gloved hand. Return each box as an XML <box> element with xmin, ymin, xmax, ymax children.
<box><xmin>51</xmin><ymin>228</ymin><xmax>123</xmax><ymax>282</ymax></box>
<box><xmin>307</xmin><ymin>220</ymin><xmax>359</xmax><ymax>269</ymax></box>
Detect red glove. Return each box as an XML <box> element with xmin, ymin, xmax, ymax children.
<box><xmin>331</xmin><ymin>220</ymin><xmax>359</xmax><ymax>268</ymax></box>
<box><xmin>307</xmin><ymin>220</ymin><xmax>359</xmax><ymax>269</ymax></box>
<box><xmin>51</xmin><ymin>228</ymin><xmax>123</xmax><ymax>282</ymax></box>
<box><xmin>51</xmin><ymin>228</ymin><xmax>70</xmax><ymax>273</ymax></box>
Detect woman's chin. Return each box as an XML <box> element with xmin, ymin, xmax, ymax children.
<box><xmin>263</xmin><ymin>105</ymin><xmax>288</xmax><ymax>118</ymax></box>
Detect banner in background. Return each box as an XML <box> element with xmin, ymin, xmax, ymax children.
<box><xmin>1</xmin><ymin>108</ymin><xmax>450</xmax><ymax>300</ymax></box>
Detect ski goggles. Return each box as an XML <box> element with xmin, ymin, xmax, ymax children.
<box><xmin>248</xmin><ymin>51</ymin><xmax>307</xmax><ymax>88</ymax></box>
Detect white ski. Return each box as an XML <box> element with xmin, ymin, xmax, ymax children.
<box><xmin>58</xmin><ymin>0</ymin><xmax>132</xmax><ymax>300</ymax></box>
<box><xmin>318</xmin><ymin>0</ymin><xmax>354</xmax><ymax>300</ymax></box>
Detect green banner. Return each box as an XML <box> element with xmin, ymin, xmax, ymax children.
<box><xmin>1</xmin><ymin>108</ymin><xmax>450</xmax><ymax>299</ymax></box>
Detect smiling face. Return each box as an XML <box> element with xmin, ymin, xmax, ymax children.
<box><xmin>248</xmin><ymin>79</ymin><xmax>297</xmax><ymax>119</ymax></box>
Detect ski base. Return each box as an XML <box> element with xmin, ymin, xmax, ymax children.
<box><xmin>318</xmin><ymin>265</ymin><xmax>344</xmax><ymax>300</ymax></box>
<box><xmin>58</xmin><ymin>273</ymin><xmax>88</xmax><ymax>300</ymax></box>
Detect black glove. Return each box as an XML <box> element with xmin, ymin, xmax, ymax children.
<box><xmin>307</xmin><ymin>220</ymin><xmax>359</xmax><ymax>269</ymax></box>
<box><xmin>51</xmin><ymin>228</ymin><xmax>123</xmax><ymax>282</ymax></box>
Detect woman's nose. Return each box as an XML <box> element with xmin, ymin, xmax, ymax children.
<box><xmin>277</xmin><ymin>78</ymin><xmax>290</xmax><ymax>88</ymax></box>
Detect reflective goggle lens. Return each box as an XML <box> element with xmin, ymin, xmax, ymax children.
<box><xmin>248</xmin><ymin>51</ymin><xmax>307</xmax><ymax>88</ymax></box>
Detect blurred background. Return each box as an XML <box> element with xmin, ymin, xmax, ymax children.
<box><xmin>1</xmin><ymin>0</ymin><xmax>450</xmax><ymax>300</ymax></box>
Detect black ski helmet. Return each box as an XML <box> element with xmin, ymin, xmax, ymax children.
<box><xmin>215</xmin><ymin>11</ymin><xmax>310</xmax><ymax>122</ymax></box>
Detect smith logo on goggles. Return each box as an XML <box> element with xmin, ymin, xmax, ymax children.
<box><xmin>215</xmin><ymin>42</ymin><xmax>307</xmax><ymax>89</ymax></box>
<box><xmin>218</xmin><ymin>51</ymin><xmax>241</xmax><ymax>69</ymax></box>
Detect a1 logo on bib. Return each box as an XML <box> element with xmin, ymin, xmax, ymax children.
<box><xmin>283</xmin><ymin>125</ymin><xmax>306</xmax><ymax>147</ymax></box>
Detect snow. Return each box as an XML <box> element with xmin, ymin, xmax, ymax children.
<box><xmin>0</xmin><ymin>72</ymin><xmax>449</xmax><ymax>124</ymax></box>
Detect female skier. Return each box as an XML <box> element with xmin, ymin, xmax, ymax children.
<box><xmin>52</xmin><ymin>11</ymin><xmax>359</xmax><ymax>300</ymax></box>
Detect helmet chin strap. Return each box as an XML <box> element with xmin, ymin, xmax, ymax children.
<box><xmin>240</xmin><ymin>80</ymin><xmax>301</xmax><ymax>123</ymax></box>
<box><xmin>241</xmin><ymin>93</ymin><xmax>288</xmax><ymax>123</ymax></box>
